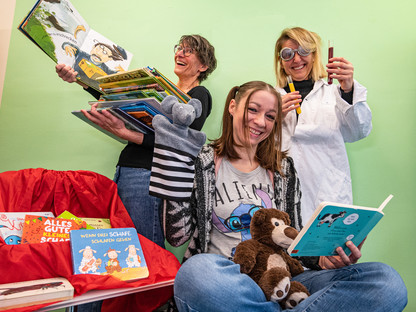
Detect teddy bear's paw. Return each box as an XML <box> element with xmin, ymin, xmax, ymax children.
<box><xmin>269</xmin><ymin>276</ymin><xmax>290</xmax><ymax>303</ymax></box>
<box><xmin>281</xmin><ymin>281</ymin><xmax>310</xmax><ymax>309</ymax></box>
<box><xmin>282</xmin><ymin>291</ymin><xmax>308</xmax><ymax>309</ymax></box>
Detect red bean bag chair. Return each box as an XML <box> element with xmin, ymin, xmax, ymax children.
<box><xmin>0</xmin><ymin>168</ymin><xmax>180</xmax><ymax>312</ymax></box>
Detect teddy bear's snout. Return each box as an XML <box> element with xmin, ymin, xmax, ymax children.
<box><xmin>284</xmin><ymin>227</ymin><xmax>298</xmax><ymax>240</ymax></box>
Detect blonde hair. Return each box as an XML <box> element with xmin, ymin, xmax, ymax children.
<box><xmin>211</xmin><ymin>81</ymin><xmax>285</xmax><ymax>174</ymax></box>
<box><xmin>274</xmin><ymin>27</ymin><xmax>327</xmax><ymax>88</ymax></box>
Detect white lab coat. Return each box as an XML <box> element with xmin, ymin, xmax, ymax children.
<box><xmin>278</xmin><ymin>79</ymin><xmax>372</xmax><ymax>224</ymax></box>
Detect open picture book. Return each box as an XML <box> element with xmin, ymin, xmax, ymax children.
<box><xmin>287</xmin><ymin>195</ymin><xmax>394</xmax><ymax>257</ymax></box>
<box><xmin>18</xmin><ymin>0</ymin><xmax>132</xmax><ymax>92</ymax></box>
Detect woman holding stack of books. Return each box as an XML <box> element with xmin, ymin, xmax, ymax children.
<box><xmin>55</xmin><ymin>34</ymin><xmax>217</xmax><ymax>250</ymax></box>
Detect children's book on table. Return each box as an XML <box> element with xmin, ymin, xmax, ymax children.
<box><xmin>0</xmin><ymin>212</ymin><xmax>54</xmax><ymax>245</ymax></box>
<box><xmin>0</xmin><ymin>277</ymin><xmax>74</xmax><ymax>311</ymax></box>
<box><xmin>287</xmin><ymin>195</ymin><xmax>393</xmax><ymax>257</ymax></box>
<box><xmin>21</xmin><ymin>215</ymin><xmax>85</xmax><ymax>244</ymax></box>
<box><xmin>70</xmin><ymin>227</ymin><xmax>149</xmax><ymax>282</ymax></box>
<box><xmin>80</xmin><ymin>217</ymin><xmax>112</xmax><ymax>229</ymax></box>
<box><xmin>18</xmin><ymin>0</ymin><xmax>132</xmax><ymax>92</ymax></box>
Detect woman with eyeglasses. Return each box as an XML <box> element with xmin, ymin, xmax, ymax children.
<box><xmin>274</xmin><ymin>27</ymin><xmax>372</xmax><ymax>227</ymax></box>
<box><xmin>157</xmin><ymin>81</ymin><xmax>406</xmax><ymax>312</ymax></box>
<box><xmin>54</xmin><ymin>34</ymin><xmax>217</xmax><ymax>251</ymax></box>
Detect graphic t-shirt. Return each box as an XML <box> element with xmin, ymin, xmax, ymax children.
<box><xmin>208</xmin><ymin>158</ymin><xmax>276</xmax><ymax>259</ymax></box>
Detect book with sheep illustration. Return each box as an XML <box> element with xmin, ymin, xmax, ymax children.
<box><xmin>70</xmin><ymin>227</ymin><xmax>149</xmax><ymax>282</ymax></box>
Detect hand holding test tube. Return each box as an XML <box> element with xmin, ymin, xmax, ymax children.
<box><xmin>328</xmin><ymin>40</ymin><xmax>334</xmax><ymax>84</ymax></box>
<box><xmin>287</xmin><ymin>75</ymin><xmax>301</xmax><ymax>114</ymax></box>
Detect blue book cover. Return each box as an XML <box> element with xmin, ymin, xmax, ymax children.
<box><xmin>109</xmin><ymin>107</ymin><xmax>154</xmax><ymax>134</ymax></box>
<box><xmin>287</xmin><ymin>195</ymin><xmax>393</xmax><ymax>257</ymax></box>
<box><xmin>120</xmin><ymin>103</ymin><xmax>158</xmax><ymax>116</ymax></box>
<box><xmin>70</xmin><ymin>227</ymin><xmax>149</xmax><ymax>282</ymax></box>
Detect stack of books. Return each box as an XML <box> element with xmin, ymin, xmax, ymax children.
<box><xmin>0</xmin><ymin>211</ymin><xmax>111</xmax><ymax>246</ymax></box>
<box><xmin>72</xmin><ymin>67</ymin><xmax>189</xmax><ymax>142</ymax></box>
<box><xmin>1</xmin><ymin>210</ymin><xmax>148</xmax><ymax>282</ymax></box>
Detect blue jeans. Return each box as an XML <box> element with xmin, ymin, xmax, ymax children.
<box><xmin>114</xmin><ymin>166</ymin><xmax>165</xmax><ymax>248</ymax></box>
<box><xmin>76</xmin><ymin>167</ymin><xmax>165</xmax><ymax>312</ymax></box>
<box><xmin>77</xmin><ymin>167</ymin><xmax>165</xmax><ymax>312</ymax></box>
<box><xmin>174</xmin><ymin>254</ymin><xmax>407</xmax><ymax>312</ymax></box>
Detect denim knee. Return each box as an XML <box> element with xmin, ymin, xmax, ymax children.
<box><xmin>372</xmin><ymin>262</ymin><xmax>407</xmax><ymax>308</ymax></box>
<box><xmin>174</xmin><ymin>254</ymin><xmax>279</xmax><ymax>312</ymax></box>
<box><xmin>174</xmin><ymin>254</ymin><xmax>220</xmax><ymax>298</ymax></box>
<box><xmin>174</xmin><ymin>254</ymin><xmax>221</xmax><ymax>310</ymax></box>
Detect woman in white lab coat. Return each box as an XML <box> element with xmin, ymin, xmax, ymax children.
<box><xmin>274</xmin><ymin>27</ymin><xmax>372</xmax><ymax>224</ymax></box>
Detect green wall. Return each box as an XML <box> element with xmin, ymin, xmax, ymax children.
<box><xmin>1</xmin><ymin>0</ymin><xmax>415</xmax><ymax>310</ymax></box>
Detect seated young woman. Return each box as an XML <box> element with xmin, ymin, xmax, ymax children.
<box><xmin>152</xmin><ymin>80</ymin><xmax>407</xmax><ymax>312</ymax></box>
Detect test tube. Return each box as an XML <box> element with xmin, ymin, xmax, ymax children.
<box><xmin>328</xmin><ymin>40</ymin><xmax>334</xmax><ymax>84</ymax></box>
<box><xmin>287</xmin><ymin>75</ymin><xmax>301</xmax><ymax>114</ymax></box>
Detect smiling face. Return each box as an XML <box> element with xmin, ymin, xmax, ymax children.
<box><xmin>280</xmin><ymin>39</ymin><xmax>314</xmax><ymax>81</ymax></box>
<box><xmin>174</xmin><ymin>44</ymin><xmax>208</xmax><ymax>82</ymax></box>
<box><xmin>229</xmin><ymin>89</ymin><xmax>277</xmax><ymax>151</ymax></box>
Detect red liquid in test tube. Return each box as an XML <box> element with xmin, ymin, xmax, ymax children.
<box><xmin>328</xmin><ymin>40</ymin><xmax>334</xmax><ymax>84</ymax></box>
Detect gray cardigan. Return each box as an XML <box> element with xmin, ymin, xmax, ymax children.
<box><xmin>163</xmin><ymin>144</ymin><xmax>305</xmax><ymax>262</ymax></box>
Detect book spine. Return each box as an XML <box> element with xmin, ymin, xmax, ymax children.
<box><xmin>99</xmin><ymin>76</ymin><xmax>157</xmax><ymax>90</ymax></box>
<box><xmin>102</xmin><ymin>83</ymin><xmax>164</xmax><ymax>94</ymax></box>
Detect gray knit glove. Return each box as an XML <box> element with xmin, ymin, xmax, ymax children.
<box><xmin>149</xmin><ymin>95</ymin><xmax>206</xmax><ymax>201</ymax></box>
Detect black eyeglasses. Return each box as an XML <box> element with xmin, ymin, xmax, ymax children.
<box><xmin>174</xmin><ymin>44</ymin><xmax>194</xmax><ymax>57</ymax></box>
<box><xmin>224</xmin><ymin>206</ymin><xmax>262</xmax><ymax>232</ymax></box>
<box><xmin>279</xmin><ymin>46</ymin><xmax>312</xmax><ymax>61</ymax></box>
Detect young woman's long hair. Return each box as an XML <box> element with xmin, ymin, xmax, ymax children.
<box><xmin>211</xmin><ymin>81</ymin><xmax>285</xmax><ymax>174</ymax></box>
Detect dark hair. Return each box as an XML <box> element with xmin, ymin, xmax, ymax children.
<box><xmin>93</xmin><ymin>42</ymin><xmax>127</xmax><ymax>61</ymax></box>
<box><xmin>179</xmin><ymin>35</ymin><xmax>217</xmax><ymax>82</ymax></box>
<box><xmin>212</xmin><ymin>81</ymin><xmax>285</xmax><ymax>174</ymax></box>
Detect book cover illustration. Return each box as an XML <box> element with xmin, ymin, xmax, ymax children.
<box><xmin>109</xmin><ymin>107</ymin><xmax>154</xmax><ymax>134</ymax></box>
<box><xmin>288</xmin><ymin>195</ymin><xmax>393</xmax><ymax>257</ymax></box>
<box><xmin>0</xmin><ymin>212</ymin><xmax>54</xmax><ymax>245</ymax></box>
<box><xmin>96</xmin><ymin>98</ymin><xmax>173</xmax><ymax>124</ymax></box>
<box><xmin>126</xmin><ymin>109</ymin><xmax>154</xmax><ymax>127</ymax></box>
<box><xmin>21</xmin><ymin>215</ymin><xmax>84</xmax><ymax>244</ymax></box>
<box><xmin>18</xmin><ymin>0</ymin><xmax>132</xmax><ymax>91</ymax></box>
<box><xmin>98</xmin><ymin>76</ymin><xmax>159</xmax><ymax>92</ymax></box>
<box><xmin>0</xmin><ymin>277</ymin><xmax>73</xmax><ymax>311</ymax></box>
<box><xmin>96</xmin><ymin>68</ymin><xmax>152</xmax><ymax>85</ymax></box>
<box><xmin>57</xmin><ymin>211</ymin><xmax>95</xmax><ymax>229</ymax></box>
<box><xmin>79</xmin><ymin>217</ymin><xmax>111</xmax><ymax>229</ymax></box>
<box><xmin>100</xmin><ymin>89</ymin><xmax>165</xmax><ymax>102</ymax></box>
<box><xmin>70</xmin><ymin>228</ymin><xmax>149</xmax><ymax>281</ymax></box>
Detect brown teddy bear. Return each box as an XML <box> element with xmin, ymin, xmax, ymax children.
<box><xmin>233</xmin><ymin>208</ymin><xmax>310</xmax><ymax>309</ymax></box>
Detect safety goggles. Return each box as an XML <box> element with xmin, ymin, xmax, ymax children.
<box><xmin>224</xmin><ymin>206</ymin><xmax>262</xmax><ymax>232</ymax></box>
<box><xmin>279</xmin><ymin>46</ymin><xmax>312</xmax><ymax>61</ymax></box>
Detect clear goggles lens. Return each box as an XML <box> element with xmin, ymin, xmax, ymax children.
<box><xmin>279</xmin><ymin>46</ymin><xmax>311</xmax><ymax>61</ymax></box>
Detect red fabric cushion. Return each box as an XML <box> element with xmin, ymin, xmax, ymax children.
<box><xmin>0</xmin><ymin>168</ymin><xmax>180</xmax><ymax>312</ymax></box>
